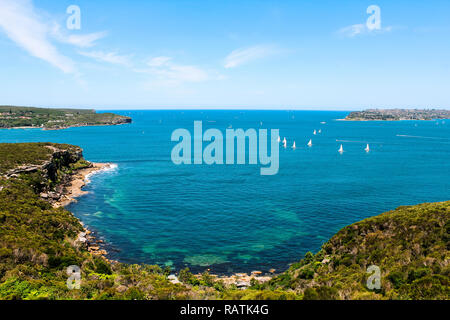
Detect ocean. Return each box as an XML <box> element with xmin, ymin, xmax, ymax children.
<box><xmin>1</xmin><ymin>110</ymin><xmax>449</xmax><ymax>274</ymax></box>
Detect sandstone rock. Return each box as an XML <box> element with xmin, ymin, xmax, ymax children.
<box><xmin>168</xmin><ymin>275</ymin><xmax>181</xmax><ymax>284</ymax></box>
<box><xmin>77</xmin><ymin>236</ymin><xmax>87</xmax><ymax>243</ymax></box>
<box><xmin>236</xmin><ymin>281</ymin><xmax>250</xmax><ymax>289</ymax></box>
<box><xmin>235</xmin><ymin>273</ymin><xmax>248</xmax><ymax>278</ymax></box>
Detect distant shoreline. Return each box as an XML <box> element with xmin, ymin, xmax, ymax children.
<box><xmin>345</xmin><ymin>109</ymin><xmax>450</xmax><ymax>121</ymax></box>
<box><xmin>0</xmin><ymin>122</ymin><xmax>131</xmax><ymax>131</ymax></box>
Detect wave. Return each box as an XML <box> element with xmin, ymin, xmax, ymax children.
<box><xmin>396</xmin><ymin>134</ymin><xmax>450</xmax><ymax>140</ymax></box>
<box><xmin>85</xmin><ymin>163</ymin><xmax>118</xmax><ymax>184</ymax></box>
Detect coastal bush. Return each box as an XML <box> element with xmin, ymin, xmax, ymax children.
<box><xmin>94</xmin><ymin>257</ymin><xmax>112</xmax><ymax>275</ymax></box>
<box><xmin>269</xmin><ymin>201</ymin><xmax>449</xmax><ymax>300</ymax></box>
<box><xmin>0</xmin><ymin>106</ymin><xmax>131</xmax><ymax>130</ymax></box>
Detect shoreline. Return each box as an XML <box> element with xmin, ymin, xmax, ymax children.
<box><xmin>54</xmin><ymin>162</ymin><xmax>116</xmax><ymax>262</ymax></box>
<box><xmin>53</xmin><ymin>162</ymin><xmax>112</xmax><ymax>208</ymax></box>
<box><xmin>0</xmin><ymin>123</ymin><xmax>130</xmax><ymax>131</ymax></box>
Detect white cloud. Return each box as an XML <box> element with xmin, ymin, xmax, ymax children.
<box><xmin>0</xmin><ymin>0</ymin><xmax>109</xmax><ymax>74</ymax></box>
<box><xmin>338</xmin><ymin>24</ymin><xmax>393</xmax><ymax>38</ymax></box>
<box><xmin>147</xmin><ymin>56</ymin><xmax>172</xmax><ymax>67</ymax></box>
<box><xmin>78</xmin><ymin>51</ymin><xmax>132</xmax><ymax>66</ymax></box>
<box><xmin>141</xmin><ymin>56</ymin><xmax>210</xmax><ymax>86</ymax></box>
<box><xmin>224</xmin><ymin>45</ymin><xmax>278</xmax><ymax>69</ymax></box>
<box><xmin>0</xmin><ymin>0</ymin><xmax>76</xmax><ymax>73</ymax></box>
<box><xmin>338</xmin><ymin>24</ymin><xmax>367</xmax><ymax>37</ymax></box>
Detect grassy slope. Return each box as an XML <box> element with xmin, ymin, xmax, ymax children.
<box><xmin>0</xmin><ymin>106</ymin><xmax>131</xmax><ymax>129</ymax></box>
<box><xmin>0</xmin><ymin>143</ymin><xmax>448</xmax><ymax>300</ymax></box>
<box><xmin>267</xmin><ymin>202</ymin><xmax>449</xmax><ymax>300</ymax></box>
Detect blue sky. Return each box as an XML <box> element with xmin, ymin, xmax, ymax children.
<box><xmin>0</xmin><ymin>0</ymin><xmax>449</xmax><ymax>110</ymax></box>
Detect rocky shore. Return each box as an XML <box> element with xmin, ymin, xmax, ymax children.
<box><xmin>52</xmin><ymin>162</ymin><xmax>115</xmax><ymax>260</ymax></box>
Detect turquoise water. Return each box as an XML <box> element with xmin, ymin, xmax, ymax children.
<box><xmin>1</xmin><ymin>111</ymin><xmax>449</xmax><ymax>274</ymax></box>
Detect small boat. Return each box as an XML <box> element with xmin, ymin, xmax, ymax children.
<box><xmin>338</xmin><ymin>145</ymin><xmax>344</xmax><ymax>153</ymax></box>
<box><xmin>292</xmin><ymin>141</ymin><xmax>296</xmax><ymax>149</ymax></box>
<box><xmin>318</xmin><ymin>129</ymin><xmax>322</xmax><ymax>134</ymax></box>
<box><xmin>365</xmin><ymin>144</ymin><xmax>370</xmax><ymax>152</ymax></box>
<box><xmin>321</xmin><ymin>122</ymin><xmax>326</xmax><ymax>124</ymax></box>
<box><xmin>283</xmin><ymin>138</ymin><xmax>287</xmax><ymax>148</ymax></box>
<box><xmin>307</xmin><ymin>139</ymin><xmax>313</xmax><ymax>147</ymax></box>
<box><xmin>277</xmin><ymin>136</ymin><xmax>281</xmax><ymax>143</ymax></box>
<box><xmin>313</xmin><ymin>130</ymin><xmax>317</xmax><ymax>135</ymax></box>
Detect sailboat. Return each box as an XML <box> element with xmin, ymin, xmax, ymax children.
<box><xmin>318</xmin><ymin>129</ymin><xmax>322</xmax><ymax>134</ymax></box>
<box><xmin>313</xmin><ymin>130</ymin><xmax>317</xmax><ymax>135</ymax></box>
<box><xmin>307</xmin><ymin>139</ymin><xmax>313</xmax><ymax>147</ymax></box>
<box><xmin>365</xmin><ymin>144</ymin><xmax>370</xmax><ymax>152</ymax></box>
<box><xmin>277</xmin><ymin>136</ymin><xmax>281</xmax><ymax>143</ymax></box>
<box><xmin>283</xmin><ymin>138</ymin><xmax>287</xmax><ymax>148</ymax></box>
<box><xmin>292</xmin><ymin>141</ymin><xmax>296</xmax><ymax>149</ymax></box>
<box><xmin>338</xmin><ymin>145</ymin><xmax>344</xmax><ymax>153</ymax></box>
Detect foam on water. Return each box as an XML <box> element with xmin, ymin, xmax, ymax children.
<box><xmin>85</xmin><ymin>163</ymin><xmax>118</xmax><ymax>184</ymax></box>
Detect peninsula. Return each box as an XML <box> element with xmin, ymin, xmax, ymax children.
<box><xmin>345</xmin><ymin>109</ymin><xmax>450</xmax><ymax>121</ymax></box>
<box><xmin>0</xmin><ymin>106</ymin><xmax>131</xmax><ymax>130</ymax></box>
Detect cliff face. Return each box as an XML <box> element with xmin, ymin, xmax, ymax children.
<box><xmin>4</xmin><ymin>144</ymin><xmax>84</xmax><ymax>181</ymax></box>
<box><xmin>0</xmin><ymin>143</ymin><xmax>89</xmax><ymax>203</ymax></box>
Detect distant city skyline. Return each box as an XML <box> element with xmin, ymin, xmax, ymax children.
<box><xmin>1</xmin><ymin>0</ymin><xmax>450</xmax><ymax>110</ymax></box>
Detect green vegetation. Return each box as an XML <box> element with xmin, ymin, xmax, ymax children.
<box><xmin>0</xmin><ymin>143</ymin><xmax>448</xmax><ymax>300</ymax></box>
<box><xmin>346</xmin><ymin>109</ymin><xmax>450</xmax><ymax>121</ymax></box>
<box><xmin>0</xmin><ymin>106</ymin><xmax>131</xmax><ymax>129</ymax></box>
<box><xmin>0</xmin><ymin>143</ymin><xmax>81</xmax><ymax>174</ymax></box>
<box><xmin>265</xmin><ymin>202</ymin><xmax>449</xmax><ymax>300</ymax></box>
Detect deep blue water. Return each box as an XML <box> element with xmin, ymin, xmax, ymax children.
<box><xmin>1</xmin><ymin>110</ymin><xmax>449</xmax><ymax>274</ymax></box>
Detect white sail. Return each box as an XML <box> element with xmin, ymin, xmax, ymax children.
<box><xmin>313</xmin><ymin>130</ymin><xmax>317</xmax><ymax>135</ymax></box>
<box><xmin>338</xmin><ymin>145</ymin><xmax>344</xmax><ymax>153</ymax></box>
<box><xmin>277</xmin><ymin>136</ymin><xmax>281</xmax><ymax>143</ymax></box>
<box><xmin>283</xmin><ymin>138</ymin><xmax>287</xmax><ymax>148</ymax></box>
<box><xmin>307</xmin><ymin>139</ymin><xmax>313</xmax><ymax>147</ymax></box>
<box><xmin>292</xmin><ymin>141</ymin><xmax>296</xmax><ymax>149</ymax></box>
<box><xmin>318</xmin><ymin>129</ymin><xmax>322</xmax><ymax>134</ymax></box>
<box><xmin>365</xmin><ymin>144</ymin><xmax>370</xmax><ymax>152</ymax></box>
